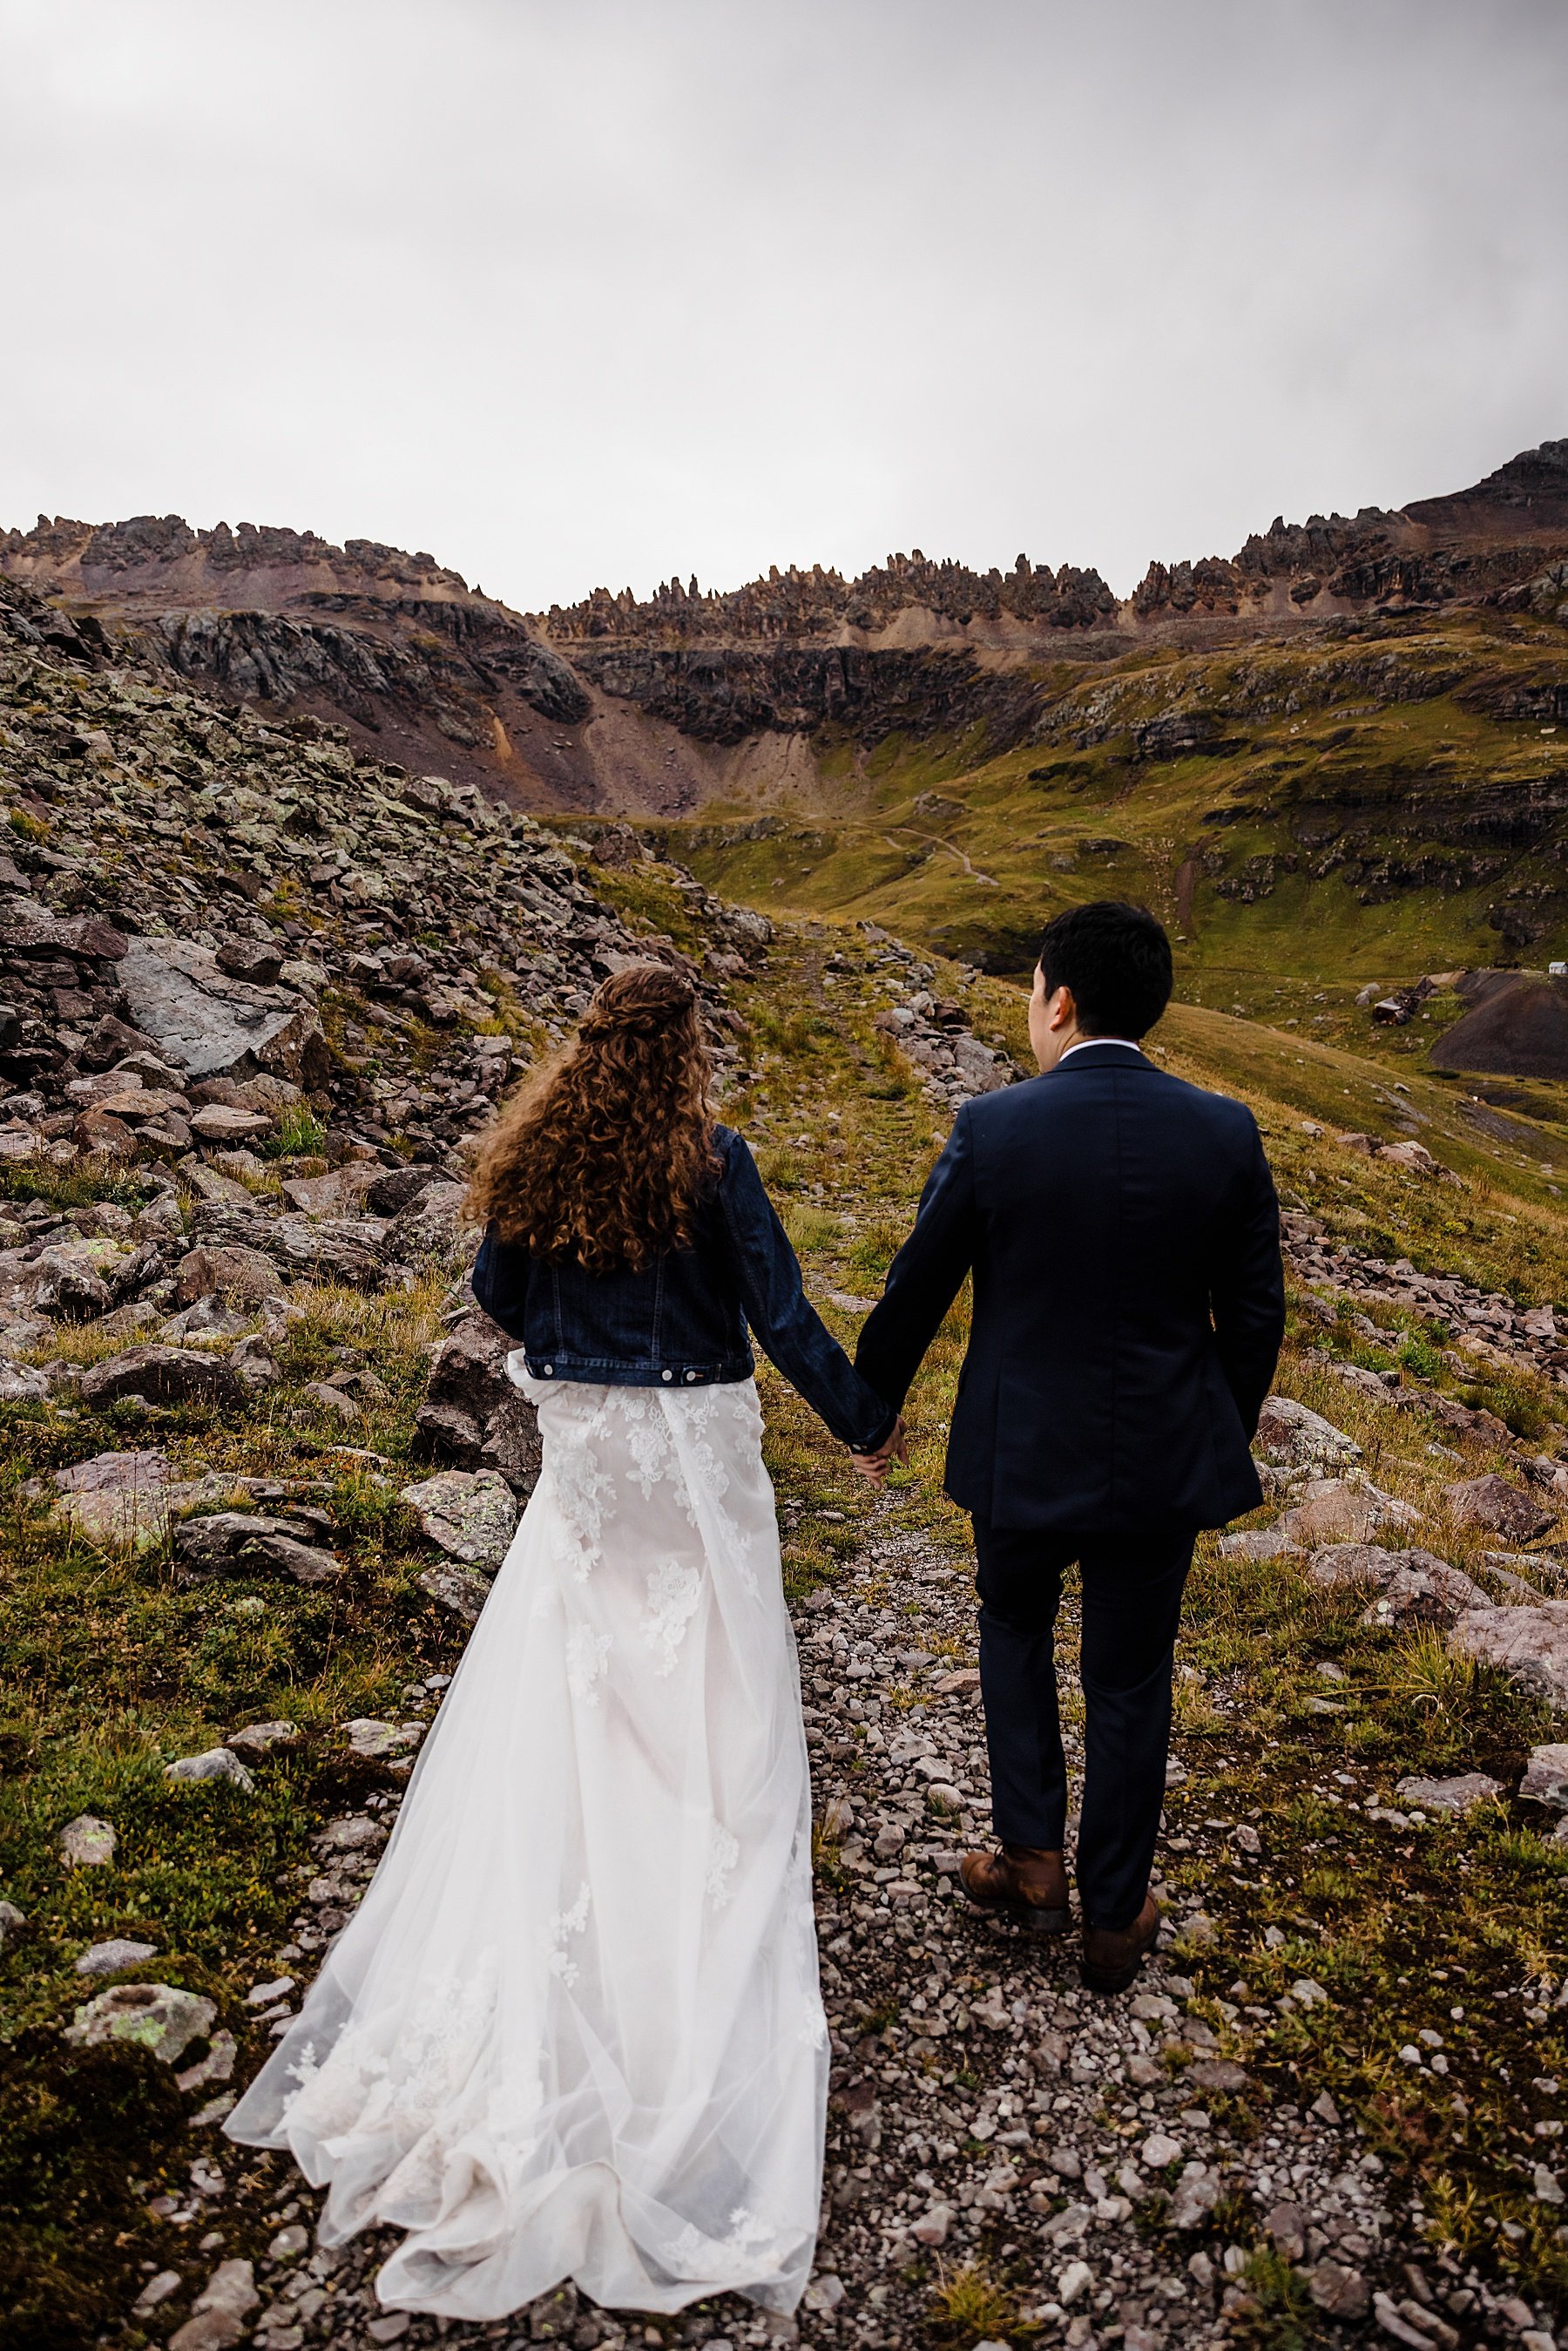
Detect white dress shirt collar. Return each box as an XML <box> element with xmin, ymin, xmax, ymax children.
<box><xmin>1059</xmin><ymin>1036</ymin><xmax>1144</xmax><ymax>1061</ymax></box>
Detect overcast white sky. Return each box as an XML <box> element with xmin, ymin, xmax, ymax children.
<box><xmin>1</xmin><ymin>0</ymin><xmax>1565</xmax><ymax>611</ymax></box>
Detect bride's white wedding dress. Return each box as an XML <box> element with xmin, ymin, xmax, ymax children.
<box><xmin>226</xmin><ymin>1368</ymin><xmax>827</xmax><ymax>2320</ymax></box>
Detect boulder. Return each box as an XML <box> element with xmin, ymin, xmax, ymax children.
<box><xmin>1254</xmin><ymin>1396</ymin><xmax>1362</xmax><ymax>1473</ymax></box>
<box><xmin>1308</xmin><ymin>1544</ymin><xmax>1490</xmax><ymax>1628</ymax></box>
<box><xmin>341</xmin><ymin>1717</ymin><xmax>423</xmax><ymax>1758</ymax></box>
<box><xmin>280</xmin><ymin>1164</ymin><xmax>380</xmax><ymax>1215</ymax></box>
<box><xmin>267</xmin><ymin>1214</ymin><xmax>388</xmax><ymax>1288</ymax></box>
<box><xmin>364</xmin><ymin>1163</ymin><xmax>446</xmax><ymax>1216</ymax></box>
<box><xmin>117</xmin><ymin>934</ymin><xmax>322</xmax><ymax>1085</ymax></box>
<box><xmin>1394</xmin><ymin>1772</ymin><xmax>1504</xmax><ymax>1813</ymax></box>
<box><xmin>172</xmin><ymin>1512</ymin><xmax>341</xmax><ymax>1587</ymax></box>
<box><xmin>65</xmin><ymin>1979</ymin><xmax>215</xmax><ymax>2063</ymax></box>
<box><xmin>78</xmin><ymin>1345</ymin><xmax>241</xmax><ymax>1410</ymax></box>
<box><xmin>224</xmin><ymin>1718</ymin><xmax>301</xmax><ymax>1758</ymax></box>
<box><xmin>1222</xmin><ymin>1477</ymin><xmax>1420</xmax><ymax>1561</ymax></box>
<box><xmin>1377</xmin><ymin>1139</ymin><xmax>1441</xmax><ymax>1176</ymax></box>
<box><xmin>51</xmin><ymin>1447</ymin><xmax>173</xmax><ymax>1548</ymax></box>
<box><xmin>189</xmin><ymin>1103</ymin><xmax>271</xmax><ymax>1143</ymax></box>
<box><xmin>416</xmin><ymin>1563</ymin><xmax>493</xmax><ymax>1623</ymax></box>
<box><xmin>1281</xmin><ymin>1477</ymin><xmax>1420</xmax><ymax>1547</ymax></box>
<box><xmin>0</xmin><ymin>1358</ymin><xmax>49</xmax><ymax>1401</ymax></box>
<box><xmin>1520</xmin><ymin>1743</ymin><xmax>1568</xmax><ymax>1810</ymax></box>
<box><xmin>229</xmin><ymin>1333</ymin><xmax>281</xmax><ymax>1391</ymax></box>
<box><xmin>950</xmin><ymin>1034</ymin><xmax>1008</xmax><ymax>1094</ymax></box>
<box><xmin>74</xmin><ymin>1936</ymin><xmax>158</xmax><ymax>1975</ymax></box>
<box><xmin>400</xmin><ymin>1467</ymin><xmax>518</xmax><ymax>1568</ymax></box>
<box><xmin>1449</xmin><ymin>1602</ymin><xmax>1568</xmax><ymax>1708</ymax></box>
<box><xmin>58</xmin><ymin>1813</ymin><xmax>116</xmax><ymax>1866</ymax></box>
<box><xmin>385</xmin><ymin>1180</ymin><xmax>469</xmax><ymax>1267</ymax></box>
<box><xmin>165</xmin><ymin>1747</ymin><xmax>256</xmax><ymax>1791</ymax></box>
<box><xmin>414</xmin><ymin>1313</ymin><xmax>541</xmax><ymax>1495</ymax></box>
<box><xmin>0</xmin><ymin>1237</ymin><xmax>118</xmax><ymax>1319</ymax></box>
<box><xmin>167</xmin><ymin>2256</ymin><xmax>258</xmax><ymax>2351</ymax></box>
<box><xmin>1444</xmin><ymin>1474</ymin><xmax>1555</xmax><ymax>1546</ymax></box>
<box><xmin>216</xmin><ymin>939</ymin><xmax>284</xmax><ymax>986</ymax></box>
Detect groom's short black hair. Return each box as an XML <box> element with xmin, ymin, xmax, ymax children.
<box><xmin>1037</xmin><ymin>901</ymin><xmax>1173</xmax><ymax>1039</ymax></box>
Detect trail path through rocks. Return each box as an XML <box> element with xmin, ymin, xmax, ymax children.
<box><xmin>134</xmin><ymin>1506</ymin><xmax>1527</xmax><ymax>2351</ymax></box>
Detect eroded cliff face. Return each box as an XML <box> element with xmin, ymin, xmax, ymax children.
<box><xmin>3</xmin><ymin>441</ymin><xmax>1567</xmax><ymax>818</ymax></box>
<box><xmin>0</xmin><ymin>517</ymin><xmax>598</xmax><ymax>812</ymax></box>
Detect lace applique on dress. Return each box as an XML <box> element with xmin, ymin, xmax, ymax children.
<box><xmin>641</xmin><ymin>1555</ymin><xmax>704</xmax><ymax>1673</ymax></box>
<box><xmin>566</xmin><ymin>1623</ymin><xmax>612</xmax><ymax>1704</ymax></box>
<box><xmin>283</xmin><ymin>1959</ymin><xmax>499</xmax><ymax>2146</ymax></box>
<box><xmin>705</xmin><ymin>1822</ymin><xmax>740</xmax><ymax>1908</ymax></box>
<box><xmin>662</xmin><ymin>2205</ymin><xmax>785</xmax><ymax>2285</ymax></box>
<box><xmin>624</xmin><ymin>1397</ymin><xmax>678</xmax><ymax>1500</ymax></box>
<box><xmin>549</xmin><ymin>1883</ymin><xmax>591</xmax><ymax>1984</ymax></box>
<box><xmin>668</xmin><ymin>1390</ymin><xmax>761</xmax><ymax>1598</ymax></box>
<box><xmin>544</xmin><ymin>1412</ymin><xmax>616</xmax><ymax>1580</ymax></box>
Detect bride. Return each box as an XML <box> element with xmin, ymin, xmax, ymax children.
<box><xmin>225</xmin><ymin>960</ymin><xmax>903</xmax><ymax>2322</ymax></box>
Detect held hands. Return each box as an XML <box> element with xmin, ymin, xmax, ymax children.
<box><xmin>849</xmin><ymin>1413</ymin><xmax>909</xmax><ymax>1486</ymax></box>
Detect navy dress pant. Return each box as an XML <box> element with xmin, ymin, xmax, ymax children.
<box><xmin>971</xmin><ymin>1517</ymin><xmax>1194</xmax><ymax>1931</ymax></box>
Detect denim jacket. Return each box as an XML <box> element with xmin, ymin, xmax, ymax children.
<box><xmin>469</xmin><ymin>1125</ymin><xmax>896</xmax><ymax>1452</ymax></box>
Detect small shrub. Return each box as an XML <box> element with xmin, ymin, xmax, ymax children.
<box><xmin>264</xmin><ymin>1102</ymin><xmax>329</xmax><ymax>1159</ymax></box>
<box><xmin>929</xmin><ymin>2259</ymin><xmax>1019</xmax><ymax>2347</ymax></box>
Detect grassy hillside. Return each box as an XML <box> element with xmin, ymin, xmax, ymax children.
<box><xmin>656</xmin><ymin>612</ymin><xmax>1568</xmax><ymax>1003</ymax></box>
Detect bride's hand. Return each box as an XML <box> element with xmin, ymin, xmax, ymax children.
<box><xmin>850</xmin><ymin>1414</ymin><xmax>909</xmax><ymax>1484</ymax></box>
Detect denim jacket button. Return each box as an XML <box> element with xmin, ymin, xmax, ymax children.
<box><xmin>661</xmin><ymin>1368</ymin><xmax>672</xmax><ymax>1382</ymax></box>
<box><xmin>543</xmin><ymin>1365</ymin><xmax>554</xmax><ymax>1377</ymax></box>
<box><xmin>686</xmin><ymin>1370</ymin><xmax>698</xmax><ymax>1382</ymax></box>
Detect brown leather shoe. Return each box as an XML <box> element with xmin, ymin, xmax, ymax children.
<box><xmin>958</xmin><ymin>1844</ymin><xmax>1070</xmax><ymax>1934</ymax></box>
<box><xmin>1081</xmin><ymin>1894</ymin><xmax>1160</xmax><ymax>1994</ymax></box>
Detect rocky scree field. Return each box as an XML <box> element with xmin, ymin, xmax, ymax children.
<box><xmin>1</xmin><ymin>577</ymin><xmax>1567</xmax><ymax>2351</ymax></box>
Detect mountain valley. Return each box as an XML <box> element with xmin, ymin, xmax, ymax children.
<box><xmin>1</xmin><ymin>457</ymin><xmax>1568</xmax><ymax>2351</ymax></box>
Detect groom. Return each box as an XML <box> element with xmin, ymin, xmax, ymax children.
<box><xmin>853</xmin><ymin>901</ymin><xmax>1284</xmax><ymax>1993</ymax></box>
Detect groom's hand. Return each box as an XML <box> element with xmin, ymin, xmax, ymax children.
<box><xmin>850</xmin><ymin>1414</ymin><xmax>909</xmax><ymax>1485</ymax></box>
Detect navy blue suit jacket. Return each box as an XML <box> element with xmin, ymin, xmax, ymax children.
<box><xmin>855</xmin><ymin>1043</ymin><xmax>1285</xmax><ymax>1533</ymax></box>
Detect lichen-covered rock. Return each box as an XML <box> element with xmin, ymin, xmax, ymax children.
<box><xmin>414</xmin><ymin>1313</ymin><xmax>541</xmax><ymax>1496</ymax></box>
<box><xmin>1308</xmin><ymin>1544</ymin><xmax>1490</xmax><ymax>1627</ymax></box>
<box><xmin>51</xmin><ymin>1447</ymin><xmax>172</xmax><ymax>1548</ymax></box>
<box><xmin>164</xmin><ymin>1747</ymin><xmax>256</xmax><ymax>1792</ymax></box>
<box><xmin>1394</xmin><ymin>1772</ymin><xmax>1504</xmax><ymax>1813</ymax></box>
<box><xmin>416</xmin><ymin>1563</ymin><xmax>494</xmax><ymax>1623</ymax></box>
<box><xmin>75</xmin><ymin>1937</ymin><xmax>158</xmax><ymax>1975</ymax></box>
<box><xmin>1254</xmin><ymin>1394</ymin><xmax>1362</xmax><ymax>1473</ymax></box>
<box><xmin>172</xmin><ymin>1512</ymin><xmax>341</xmax><ymax>1586</ymax></box>
<box><xmin>65</xmin><ymin>1979</ymin><xmax>215</xmax><ymax>2063</ymax></box>
<box><xmin>400</xmin><ymin>1467</ymin><xmax>518</xmax><ymax>1568</ymax></box>
<box><xmin>341</xmin><ymin>1718</ymin><xmax>423</xmax><ymax>1758</ymax></box>
<box><xmin>78</xmin><ymin>1344</ymin><xmax>241</xmax><ymax>1409</ymax></box>
<box><xmin>1450</xmin><ymin>1601</ymin><xmax>1568</xmax><ymax>1707</ymax></box>
<box><xmin>58</xmin><ymin>1813</ymin><xmax>116</xmax><ymax>1867</ymax></box>
<box><xmin>1520</xmin><ymin>1743</ymin><xmax>1568</xmax><ymax>1809</ymax></box>
<box><xmin>1445</xmin><ymin>1473</ymin><xmax>1555</xmax><ymax>1545</ymax></box>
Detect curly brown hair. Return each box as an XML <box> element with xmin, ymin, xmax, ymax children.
<box><xmin>465</xmin><ymin>960</ymin><xmax>719</xmax><ymax>1272</ymax></box>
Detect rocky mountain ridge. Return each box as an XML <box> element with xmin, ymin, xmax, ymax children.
<box><xmin>4</xmin><ymin>441</ymin><xmax>1566</xmax><ymax>818</ymax></box>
